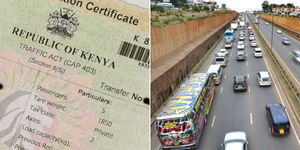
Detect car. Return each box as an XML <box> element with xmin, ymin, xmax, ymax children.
<box><xmin>239</xmin><ymin>35</ymin><xmax>245</xmax><ymax>41</ymax></box>
<box><xmin>253</xmin><ymin>48</ymin><xmax>263</xmax><ymax>58</ymax></box>
<box><xmin>247</xmin><ymin>26</ymin><xmax>252</xmax><ymax>30</ymax></box>
<box><xmin>257</xmin><ymin>71</ymin><xmax>271</xmax><ymax>86</ymax></box>
<box><xmin>266</xmin><ymin>104</ymin><xmax>290</xmax><ymax>136</ymax></box>
<box><xmin>292</xmin><ymin>50</ymin><xmax>300</xmax><ymax>63</ymax></box>
<box><xmin>266</xmin><ymin>22</ymin><xmax>269</xmax><ymax>25</ymax></box>
<box><xmin>219</xmin><ymin>48</ymin><xmax>228</xmax><ymax>56</ymax></box>
<box><xmin>282</xmin><ymin>38</ymin><xmax>291</xmax><ymax>45</ymax></box>
<box><xmin>249</xmin><ymin>35</ymin><xmax>255</xmax><ymax>41</ymax></box>
<box><xmin>221</xmin><ymin>131</ymin><xmax>248</xmax><ymax>150</ymax></box>
<box><xmin>239</xmin><ymin>31</ymin><xmax>245</xmax><ymax>35</ymax></box>
<box><xmin>215</xmin><ymin>56</ymin><xmax>227</xmax><ymax>67</ymax></box>
<box><xmin>237</xmin><ymin>41</ymin><xmax>245</xmax><ymax>50</ymax></box>
<box><xmin>247</xmin><ymin>29</ymin><xmax>252</xmax><ymax>34</ymax></box>
<box><xmin>225</xmin><ymin>40</ymin><xmax>233</xmax><ymax>49</ymax></box>
<box><xmin>233</xmin><ymin>75</ymin><xmax>247</xmax><ymax>92</ymax></box>
<box><xmin>236</xmin><ymin>51</ymin><xmax>246</xmax><ymax>61</ymax></box>
<box><xmin>254</xmin><ymin>20</ymin><xmax>259</xmax><ymax>24</ymax></box>
<box><xmin>250</xmin><ymin>40</ymin><xmax>258</xmax><ymax>47</ymax></box>
<box><xmin>276</xmin><ymin>29</ymin><xmax>282</xmax><ymax>34</ymax></box>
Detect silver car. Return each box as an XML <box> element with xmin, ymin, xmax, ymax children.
<box><xmin>293</xmin><ymin>50</ymin><xmax>300</xmax><ymax>63</ymax></box>
<box><xmin>250</xmin><ymin>40</ymin><xmax>258</xmax><ymax>47</ymax></box>
<box><xmin>254</xmin><ymin>48</ymin><xmax>263</xmax><ymax>58</ymax></box>
<box><xmin>221</xmin><ymin>131</ymin><xmax>248</xmax><ymax>150</ymax></box>
<box><xmin>257</xmin><ymin>71</ymin><xmax>272</xmax><ymax>86</ymax></box>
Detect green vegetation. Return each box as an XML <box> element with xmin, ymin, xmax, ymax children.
<box><xmin>151</xmin><ymin>9</ymin><xmax>233</xmax><ymax>26</ymax></box>
<box><xmin>261</xmin><ymin>0</ymin><xmax>295</xmax><ymax>12</ymax></box>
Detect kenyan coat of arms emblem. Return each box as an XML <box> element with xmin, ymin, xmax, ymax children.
<box><xmin>46</xmin><ymin>8</ymin><xmax>79</xmax><ymax>39</ymax></box>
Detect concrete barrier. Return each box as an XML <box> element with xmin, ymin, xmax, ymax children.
<box><xmin>151</xmin><ymin>12</ymin><xmax>238</xmax><ymax>116</ymax></box>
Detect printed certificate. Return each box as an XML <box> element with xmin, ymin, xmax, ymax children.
<box><xmin>0</xmin><ymin>0</ymin><xmax>150</xmax><ymax>149</ymax></box>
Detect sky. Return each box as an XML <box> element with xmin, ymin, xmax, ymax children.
<box><xmin>214</xmin><ymin>0</ymin><xmax>300</xmax><ymax>12</ymax></box>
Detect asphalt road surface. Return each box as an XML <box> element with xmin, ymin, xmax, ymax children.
<box><xmin>253</xmin><ymin>15</ymin><xmax>300</xmax><ymax>86</ymax></box>
<box><xmin>151</xmin><ymin>16</ymin><xmax>300</xmax><ymax>150</ymax></box>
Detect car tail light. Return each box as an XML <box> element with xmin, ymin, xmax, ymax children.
<box><xmin>271</xmin><ymin>127</ymin><xmax>274</xmax><ymax>133</ymax></box>
<box><xmin>234</xmin><ymin>85</ymin><xmax>237</xmax><ymax>88</ymax></box>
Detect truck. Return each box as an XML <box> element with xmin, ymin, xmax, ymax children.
<box><xmin>231</xmin><ymin>21</ymin><xmax>238</xmax><ymax>30</ymax></box>
<box><xmin>240</xmin><ymin>21</ymin><xmax>245</xmax><ymax>27</ymax></box>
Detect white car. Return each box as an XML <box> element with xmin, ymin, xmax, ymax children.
<box><xmin>249</xmin><ymin>35</ymin><xmax>255</xmax><ymax>41</ymax></box>
<box><xmin>221</xmin><ymin>131</ymin><xmax>248</xmax><ymax>150</ymax></box>
<box><xmin>277</xmin><ymin>29</ymin><xmax>282</xmax><ymax>34</ymax></box>
<box><xmin>266</xmin><ymin>22</ymin><xmax>269</xmax><ymax>25</ymax></box>
<box><xmin>254</xmin><ymin>48</ymin><xmax>263</xmax><ymax>57</ymax></box>
<box><xmin>257</xmin><ymin>71</ymin><xmax>272</xmax><ymax>86</ymax></box>
<box><xmin>219</xmin><ymin>48</ymin><xmax>228</xmax><ymax>56</ymax></box>
<box><xmin>250</xmin><ymin>40</ymin><xmax>258</xmax><ymax>47</ymax></box>
<box><xmin>237</xmin><ymin>41</ymin><xmax>245</xmax><ymax>50</ymax></box>
<box><xmin>225</xmin><ymin>41</ymin><xmax>233</xmax><ymax>49</ymax></box>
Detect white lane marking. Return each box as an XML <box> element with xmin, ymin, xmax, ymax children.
<box><xmin>247</xmin><ymin>73</ymin><xmax>250</xmax><ymax>79</ymax></box>
<box><xmin>248</xmin><ymin>86</ymin><xmax>251</xmax><ymax>93</ymax></box>
<box><xmin>211</xmin><ymin>115</ymin><xmax>216</xmax><ymax>127</ymax></box>
<box><xmin>246</xmin><ymin>61</ymin><xmax>249</xmax><ymax>66</ymax></box>
<box><xmin>250</xmin><ymin>113</ymin><xmax>253</xmax><ymax>125</ymax></box>
<box><xmin>230</xmin><ymin>54</ymin><xmax>232</xmax><ymax>57</ymax></box>
<box><xmin>220</xmin><ymin>86</ymin><xmax>223</xmax><ymax>94</ymax></box>
<box><xmin>263</xmin><ymin>52</ymin><xmax>300</xmax><ymax>146</ymax></box>
<box><xmin>224</xmin><ymin>74</ymin><xmax>227</xmax><ymax>79</ymax></box>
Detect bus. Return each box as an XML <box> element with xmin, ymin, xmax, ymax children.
<box><xmin>155</xmin><ymin>73</ymin><xmax>215</xmax><ymax>149</ymax></box>
<box><xmin>207</xmin><ymin>64</ymin><xmax>223</xmax><ymax>85</ymax></box>
<box><xmin>224</xmin><ymin>29</ymin><xmax>234</xmax><ymax>42</ymax></box>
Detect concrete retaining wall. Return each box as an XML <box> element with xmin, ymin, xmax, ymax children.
<box><xmin>152</xmin><ymin>13</ymin><xmax>238</xmax><ymax>63</ymax></box>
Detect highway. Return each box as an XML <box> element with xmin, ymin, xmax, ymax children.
<box><xmin>252</xmin><ymin>15</ymin><xmax>300</xmax><ymax>86</ymax></box>
<box><xmin>151</xmin><ymin>15</ymin><xmax>300</xmax><ymax>150</ymax></box>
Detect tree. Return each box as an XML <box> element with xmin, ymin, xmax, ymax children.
<box><xmin>269</xmin><ymin>3</ymin><xmax>279</xmax><ymax>12</ymax></box>
<box><xmin>279</xmin><ymin>4</ymin><xmax>286</xmax><ymax>8</ymax></box>
<box><xmin>170</xmin><ymin>0</ymin><xmax>187</xmax><ymax>7</ymax></box>
<box><xmin>262</xmin><ymin>0</ymin><xmax>269</xmax><ymax>12</ymax></box>
<box><xmin>286</xmin><ymin>3</ymin><xmax>295</xmax><ymax>8</ymax></box>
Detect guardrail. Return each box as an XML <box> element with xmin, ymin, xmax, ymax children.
<box><xmin>249</xmin><ymin>14</ymin><xmax>300</xmax><ymax>124</ymax></box>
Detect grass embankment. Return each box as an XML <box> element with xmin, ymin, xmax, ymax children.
<box><xmin>151</xmin><ymin>10</ymin><xmax>233</xmax><ymax>27</ymax></box>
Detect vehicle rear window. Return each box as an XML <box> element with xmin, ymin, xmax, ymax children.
<box><xmin>270</xmin><ymin>106</ymin><xmax>289</xmax><ymax>124</ymax></box>
<box><xmin>262</xmin><ymin>77</ymin><xmax>269</xmax><ymax>81</ymax></box>
<box><xmin>216</xmin><ymin>58</ymin><xmax>225</xmax><ymax>61</ymax></box>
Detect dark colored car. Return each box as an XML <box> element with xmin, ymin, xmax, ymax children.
<box><xmin>266</xmin><ymin>104</ymin><xmax>290</xmax><ymax>136</ymax></box>
<box><xmin>236</xmin><ymin>51</ymin><xmax>246</xmax><ymax>61</ymax></box>
<box><xmin>233</xmin><ymin>75</ymin><xmax>247</xmax><ymax>92</ymax></box>
<box><xmin>282</xmin><ymin>38</ymin><xmax>291</xmax><ymax>45</ymax></box>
